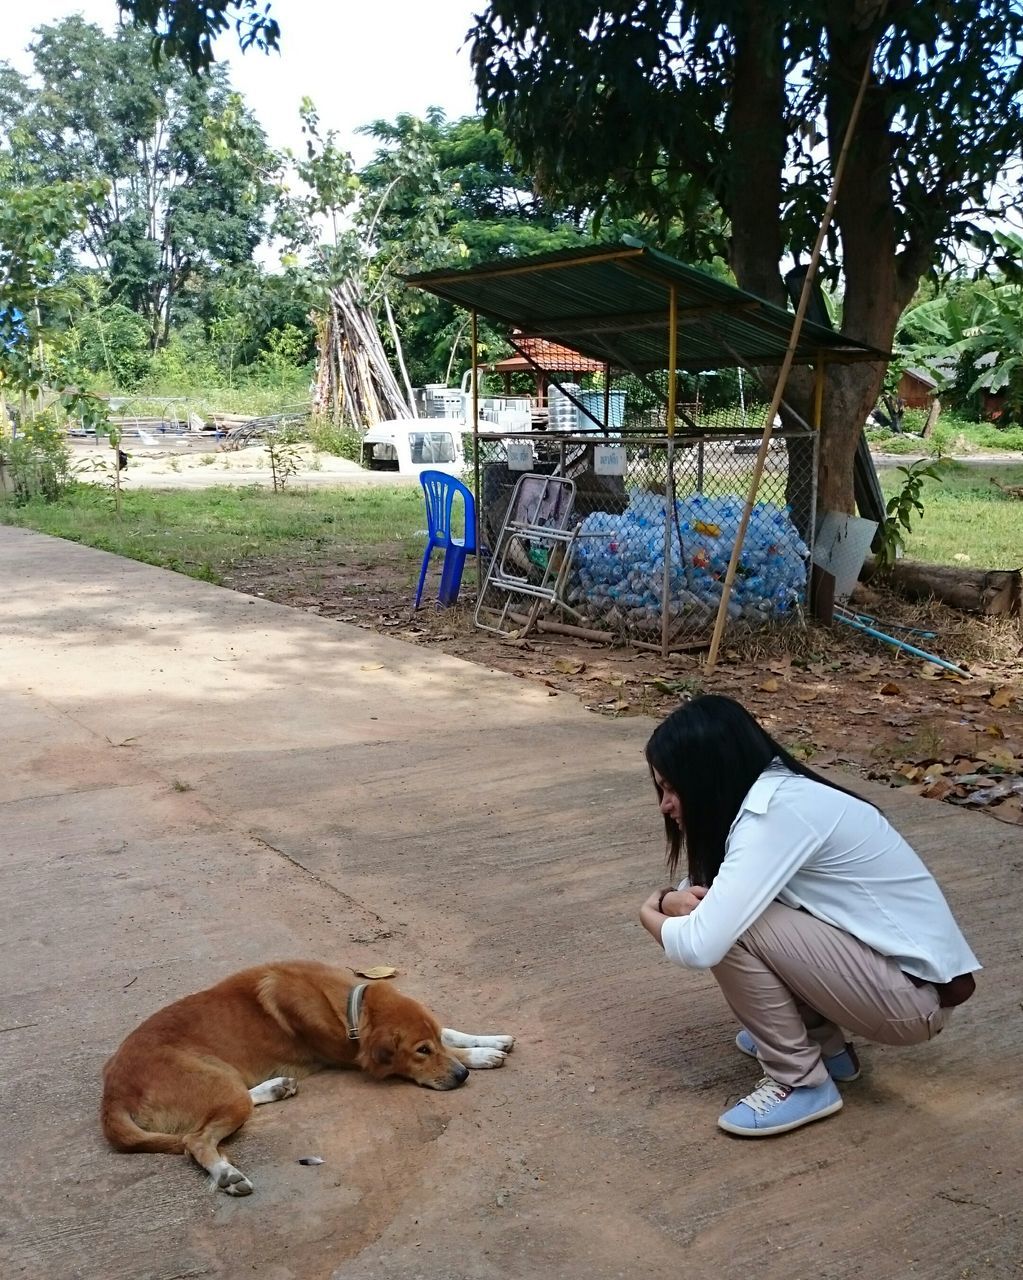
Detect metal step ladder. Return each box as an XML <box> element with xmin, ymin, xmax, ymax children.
<box><xmin>475</xmin><ymin>473</ymin><xmax>580</xmax><ymax>638</ymax></box>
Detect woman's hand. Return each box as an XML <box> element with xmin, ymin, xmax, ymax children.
<box><xmin>639</xmin><ymin>885</ymin><xmax>708</xmax><ymax>946</ymax></box>
<box><xmin>661</xmin><ymin>887</ymin><xmax>708</xmax><ymax>916</ymax></box>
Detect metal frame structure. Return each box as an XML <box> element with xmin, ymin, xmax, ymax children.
<box><xmin>406</xmin><ymin>243</ymin><xmax>886</xmax><ymax>655</ymax></box>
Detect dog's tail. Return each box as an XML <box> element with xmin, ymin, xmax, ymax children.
<box><xmin>101</xmin><ymin>1098</ymin><xmax>185</xmax><ymax>1154</ymax></box>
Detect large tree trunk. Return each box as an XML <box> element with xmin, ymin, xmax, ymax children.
<box><xmin>726</xmin><ymin>3</ymin><xmax>788</xmax><ymax>307</ymax></box>
<box><xmin>723</xmin><ymin>1</ymin><xmax>924</xmax><ymax>518</ymax></box>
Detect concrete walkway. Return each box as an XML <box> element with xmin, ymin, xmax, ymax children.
<box><xmin>1</xmin><ymin>525</ymin><xmax>1019</xmax><ymax>1280</ymax></box>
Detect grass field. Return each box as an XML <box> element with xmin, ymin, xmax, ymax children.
<box><xmin>1</xmin><ymin>461</ymin><xmax>1020</xmax><ymax>584</ymax></box>
<box><xmin>0</xmin><ymin>484</ymin><xmax>426</xmax><ymax>584</ymax></box>
<box><xmin>878</xmin><ymin>461</ymin><xmax>1023</xmax><ymax>567</ymax></box>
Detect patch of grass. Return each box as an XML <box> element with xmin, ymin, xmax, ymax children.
<box><xmin>0</xmin><ymin>483</ymin><xmax>426</xmax><ymax>582</ymax></box>
<box><xmin>879</xmin><ymin>462</ymin><xmax>1023</xmax><ymax>567</ymax></box>
<box><xmin>867</xmin><ymin>411</ymin><xmax>1023</xmax><ymax>455</ymax></box>
<box><xmin>306</xmin><ymin>417</ymin><xmax>363</xmax><ymax>463</ymax></box>
<box><xmin>104</xmin><ymin>384</ymin><xmax>311</xmax><ymax>421</ymax></box>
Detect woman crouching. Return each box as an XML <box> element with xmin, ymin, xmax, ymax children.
<box><xmin>640</xmin><ymin>694</ymin><xmax>979</xmax><ymax>1138</ymax></box>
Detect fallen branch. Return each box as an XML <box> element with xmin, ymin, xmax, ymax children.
<box><xmin>862</xmin><ymin>559</ymin><xmax>1022</xmax><ymax>617</ymax></box>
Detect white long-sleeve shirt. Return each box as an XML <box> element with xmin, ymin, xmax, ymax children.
<box><xmin>659</xmin><ymin>763</ymin><xmax>981</xmax><ymax>983</ymax></box>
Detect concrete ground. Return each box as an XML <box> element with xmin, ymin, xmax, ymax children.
<box><xmin>1</xmin><ymin>524</ymin><xmax>1020</xmax><ymax>1280</ymax></box>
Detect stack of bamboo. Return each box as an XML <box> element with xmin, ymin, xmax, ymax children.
<box><xmin>312</xmin><ymin>281</ymin><xmax>412</xmax><ymax>427</ymax></box>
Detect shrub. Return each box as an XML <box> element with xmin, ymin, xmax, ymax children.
<box><xmin>306</xmin><ymin>415</ymin><xmax>363</xmax><ymax>462</ymax></box>
<box><xmin>0</xmin><ymin>408</ymin><xmax>74</xmax><ymax>504</ymax></box>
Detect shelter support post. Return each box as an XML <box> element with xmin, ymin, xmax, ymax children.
<box><xmin>661</xmin><ymin>286</ymin><xmax>678</xmax><ymax>657</ymax></box>
<box><xmin>661</xmin><ymin>436</ymin><xmax>675</xmax><ymax>657</ymax></box>
<box><xmin>471</xmin><ymin>309</ymin><xmax>482</xmax><ymax>600</ymax></box>
<box><xmin>813</xmin><ymin>360</ymin><xmax>825</xmax><ymax>431</ymax></box>
<box><xmin>603</xmin><ymin>361</ymin><xmax>611</xmax><ymax>431</ymax></box>
<box><xmin>667</xmin><ymin>285</ymin><xmax>678</xmax><ymax>437</ymax></box>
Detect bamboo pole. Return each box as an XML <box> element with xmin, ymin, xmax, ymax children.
<box><xmin>382</xmin><ymin>292</ymin><xmax>418</xmax><ymax>417</ymax></box>
<box><xmin>704</xmin><ymin>40</ymin><xmax>878</xmax><ymax>672</ymax></box>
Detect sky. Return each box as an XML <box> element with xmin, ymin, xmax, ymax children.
<box><xmin>1</xmin><ymin>0</ymin><xmax>483</xmax><ymax>164</ymax></box>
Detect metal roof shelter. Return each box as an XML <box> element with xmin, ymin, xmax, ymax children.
<box><xmin>406</xmin><ymin>242</ymin><xmax>887</xmax><ymax>380</ymax></box>
<box><xmin>405</xmin><ymin>242</ymin><xmax>891</xmax><ymax>658</ymax></box>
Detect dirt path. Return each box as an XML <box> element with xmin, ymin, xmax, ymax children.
<box><xmin>221</xmin><ymin>541</ymin><xmax>1023</xmax><ymax>831</ymax></box>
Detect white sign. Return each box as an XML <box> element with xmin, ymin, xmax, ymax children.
<box><xmin>506</xmin><ymin>441</ymin><xmax>534</xmax><ymax>471</ymax></box>
<box><xmin>594</xmin><ymin>444</ymin><xmax>626</xmax><ymax>476</ymax></box>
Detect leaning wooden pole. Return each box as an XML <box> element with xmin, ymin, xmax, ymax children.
<box><xmin>705</xmin><ymin>38</ymin><xmax>878</xmax><ymax>672</ymax></box>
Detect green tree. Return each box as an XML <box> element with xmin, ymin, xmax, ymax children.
<box><xmin>116</xmin><ymin>0</ymin><xmax>279</xmax><ymax>74</ymax></box>
<box><xmin>470</xmin><ymin>0</ymin><xmax>1023</xmax><ymax>513</ymax></box>
<box><xmin>0</xmin><ymin>158</ymin><xmax>104</xmax><ymax>396</ymax></box>
<box><xmin>0</xmin><ymin>17</ymin><xmax>276</xmax><ymax>351</ymax></box>
<box><xmin>358</xmin><ymin>112</ymin><xmax>598</xmax><ymax>385</ymax></box>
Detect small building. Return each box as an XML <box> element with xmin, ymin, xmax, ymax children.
<box><xmin>896</xmin><ymin>367</ymin><xmax>938</xmax><ymax>409</ymax></box>
<box><xmin>490</xmin><ymin>335</ymin><xmax>604</xmax><ymax>407</ymax></box>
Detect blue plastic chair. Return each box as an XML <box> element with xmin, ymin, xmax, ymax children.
<box><xmin>415</xmin><ymin>470</ymin><xmax>478</xmax><ymax>608</ymax></box>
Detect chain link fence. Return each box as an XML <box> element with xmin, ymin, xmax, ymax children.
<box><xmin>465</xmin><ymin>394</ymin><xmax>817</xmax><ymax>650</ymax></box>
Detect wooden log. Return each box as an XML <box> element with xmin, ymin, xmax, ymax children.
<box><xmin>921</xmin><ymin>397</ymin><xmax>941</xmax><ymax>439</ymax></box>
<box><xmin>862</xmin><ymin>558</ymin><xmax>1022</xmax><ymax>616</ymax></box>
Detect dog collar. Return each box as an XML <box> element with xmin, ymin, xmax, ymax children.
<box><xmin>346</xmin><ymin>983</ymin><xmax>368</xmax><ymax>1040</ymax></box>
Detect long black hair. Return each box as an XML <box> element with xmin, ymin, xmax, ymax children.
<box><xmin>645</xmin><ymin>694</ymin><xmax>874</xmax><ymax>887</ymax></box>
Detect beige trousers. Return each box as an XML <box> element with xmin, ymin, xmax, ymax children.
<box><xmin>711</xmin><ymin>902</ymin><xmax>947</xmax><ymax>1087</ymax></box>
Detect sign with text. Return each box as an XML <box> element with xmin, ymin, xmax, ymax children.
<box><xmin>593</xmin><ymin>444</ymin><xmax>626</xmax><ymax>475</ymax></box>
<box><xmin>506</xmin><ymin>441</ymin><xmax>534</xmax><ymax>471</ymax></box>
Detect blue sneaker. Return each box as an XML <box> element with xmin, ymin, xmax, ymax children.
<box><xmin>735</xmin><ymin>1028</ymin><xmax>861</xmax><ymax>1082</ymax></box>
<box><xmin>718</xmin><ymin>1075</ymin><xmax>843</xmax><ymax>1137</ymax></box>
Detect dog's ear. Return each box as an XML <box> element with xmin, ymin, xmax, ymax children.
<box><xmin>363</xmin><ymin>1027</ymin><xmax>399</xmax><ymax>1073</ymax></box>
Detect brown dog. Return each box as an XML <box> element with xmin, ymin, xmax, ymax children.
<box><xmin>101</xmin><ymin>960</ymin><xmax>513</xmax><ymax>1195</ymax></box>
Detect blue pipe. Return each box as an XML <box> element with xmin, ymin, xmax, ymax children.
<box><xmin>834</xmin><ymin>612</ymin><xmax>971</xmax><ymax>675</ymax></box>
<box><xmin>835</xmin><ymin>607</ymin><xmax>936</xmax><ymax>640</ymax></box>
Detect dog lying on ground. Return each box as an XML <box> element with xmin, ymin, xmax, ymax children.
<box><xmin>101</xmin><ymin>960</ymin><xmax>514</xmax><ymax>1195</ymax></box>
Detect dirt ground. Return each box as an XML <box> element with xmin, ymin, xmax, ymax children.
<box><xmin>221</xmin><ymin>542</ymin><xmax>1023</xmax><ymax>829</ymax></box>
<box><xmin>79</xmin><ymin>434</ymin><xmax>1023</xmax><ymax>822</ymax></box>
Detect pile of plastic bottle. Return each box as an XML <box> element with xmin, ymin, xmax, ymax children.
<box><xmin>567</xmin><ymin>489</ymin><xmax>810</xmax><ymax>634</ymax></box>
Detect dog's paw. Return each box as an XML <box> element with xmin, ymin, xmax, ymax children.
<box><xmin>249</xmin><ymin>1075</ymin><xmax>299</xmax><ymax>1105</ymax></box>
<box><xmin>211</xmin><ymin>1162</ymin><xmax>254</xmax><ymax>1196</ymax></box>
<box><xmin>462</xmin><ymin>1047</ymin><xmax>508</xmax><ymax>1069</ymax></box>
<box><xmin>442</xmin><ymin>1029</ymin><xmax>515</xmax><ymax>1052</ymax></box>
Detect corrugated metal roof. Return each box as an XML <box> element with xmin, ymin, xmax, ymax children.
<box><xmin>492</xmin><ymin>336</ymin><xmax>604</xmax><ymax>373</ymax></box>
<box><xmin>406</xmin><ymin>243</ymin><xmax>888</xmax><ymax>372</ymax></box>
